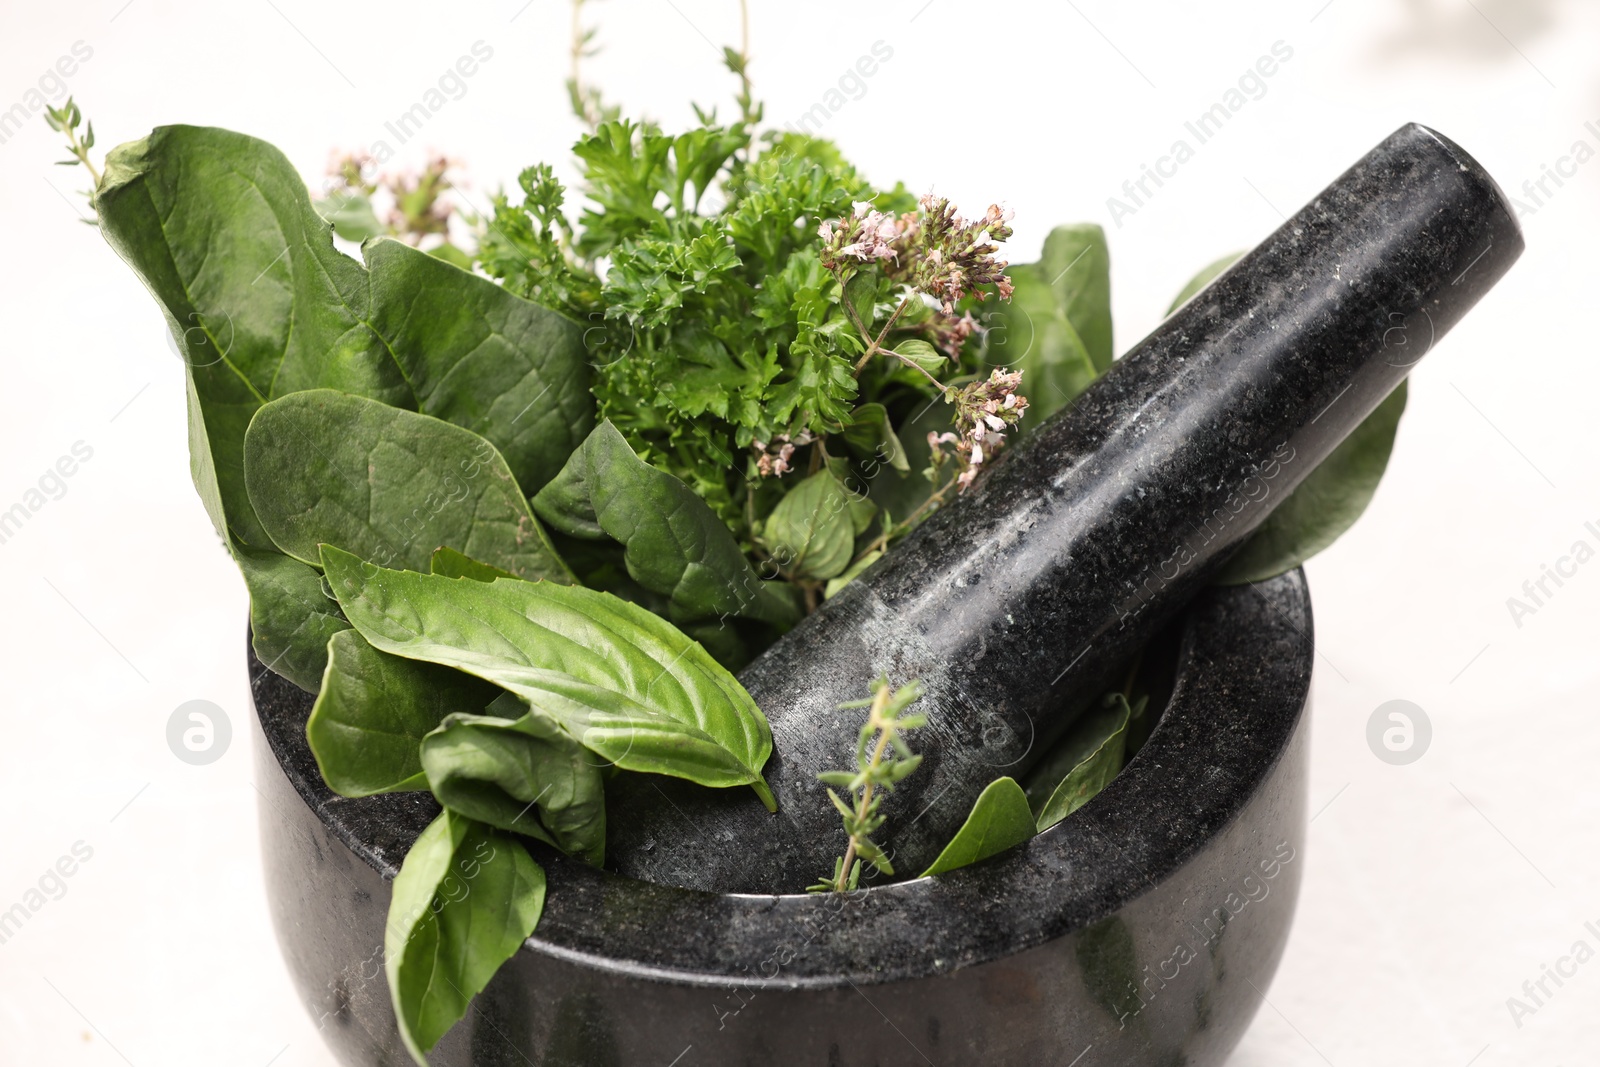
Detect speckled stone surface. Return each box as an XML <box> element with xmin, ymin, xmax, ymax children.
<box><xmin>256</xmin><ymin>570</ymin><xmax>1312</xmax><ymax>1066</ymax></box>
<box><xmin>605</xmin><ymin>122</ymin><xmax>1524</xmax><ymax>894</ymax></box>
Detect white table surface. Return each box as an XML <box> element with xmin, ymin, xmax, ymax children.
<box><xmin>2</xmin><ymin>2</ymin><xmax>1596</xmax><ymax>1064</ymax></box>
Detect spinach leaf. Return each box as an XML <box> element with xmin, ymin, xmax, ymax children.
<box><xmin>533</xmin><ymin>421</ymin><xmax>798</xmax><ymax>627</ymax></box>
<box><xmin>1029</xmin><ymin>693</ymin><xmax>1131</xmax><ymax>832</ymax></box>
<box><xmin>307</xmin><ymin>629</ymin><xmax>498</xmax><ymax>797</ymax></box>
<box><xmin>421</xmin><ymin>697</ymin><xmax>607</xmax><ymax>866</ymax></box>
<box><xmin>243</xmin><ymin>390</ymin><xmax>571</xmax><ymax>582</ymax></box>
<box><xmin>321</xmin><ymin>546</ymin><xmax>778</xmax><ymax>808</ymax></box>
<box><xmin>919</xmin><ymin>776</ymin><xmax>1036</xmax><ymax>877</ymax></box>
<box><xmin>97</xmin><ymin>125</ymin><xmax>591</xmax><ymax>550</ymax></box>
<box><xmin>236</xmin><ymin>544</ymin><xmax>350</xmax><ymax>692</ymax></box>
<box><xmin>363</xmin><ymin>239</ymin><xmax>594</xmax><ymax>497</ymax></box>
<box><xmin>386</xmin><ymin>811</ymin><xmax>545</xmax><ymax>1064</ymax></box>
<box><xmin>1166</xmin><ymin>252</ymin><xmax>1243</xmax><ymax>315</ymax></box>
<box><xmin>1216</xmin><ymin>381</ymin><xmax>1407</xmax><ymax>585</ymax></box>
<box><xmin>762</xmin><ymin>468</ymin><xmax>855</xmax><ymax>581</ymax></box>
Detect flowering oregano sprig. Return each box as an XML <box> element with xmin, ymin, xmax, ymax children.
<box><xmin>931</xmin><ymin>368</ymin><xmax>1030</xmax><ymax>489</ymax></box>
<box><xmin>809</xmin><ymin>677</ymin><xmax>926</xmax><ymax>894</ymax></box>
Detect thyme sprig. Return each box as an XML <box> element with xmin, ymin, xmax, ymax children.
<box><xmin>809</xmin><ymin>677</ymin><xmax>926</xmax><ymax>893</ymax></box>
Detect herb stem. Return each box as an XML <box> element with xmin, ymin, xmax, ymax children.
<box><xmin>851</xmin><ymin>292</ymin><xmax>915</xmax><ymax>375</ymax></box>
<box><xmin>846</xmin><ymin>474</ymin><xmax>955</xmax><ymax>569</ymax></box>
<box><xmin>832</xmin><ymin>686</ymin><xmax>894</xmax><ymax>892</ymax></box>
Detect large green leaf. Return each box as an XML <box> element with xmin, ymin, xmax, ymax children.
<box><xmin>1028</xmin><ymin>694</ymin><xmax>1131</xmax><ymax>832</ymax></box>
<box><xmin>1166</xmin><ymin>252</ymin><xmax>1243</xmax><ymax>315</ymax></box>
<box><xmin>236</xmin><ymin>544</ymin><xmax>351</xmax><ymax>692</ymax></box>
<box><xmin>533</xmin><ymin>421</ymin><xmax>798</xmax><ymax>627</ymax></box>
<box><xmin>840</xmin><ymin>403</ymin><xmax>909</xmax><ymax>472</ymax></box>
<box><xmin>307</xmin><ymin>629</ymin><xmax>499</xmax><ymax>797</ymax></box>
<box><xmin>984</xmin><ymin>223</ymin><xmax>1113</xmax><ymax>422</ymax></box>
<box><xmin>97</xmin><ymin>125</ymin><xmax>591</xmax><ymax>550</ymax></box>
<box><xmin>363</xmin><ymin>239</ymin><xmax>593</xmax><ymax>498</ymax></box>
<box><xmin>421</xmin><ymin>695</ymin><xmax>607</xmax><ymax>866</ymax></box>
<box><xmin>1215</xmin><ymin>381</ymin><xmax>1407</xmax><ymax>585</ymax></box>
<box><xmin>243</xmin><ymin>390</ymin><xmax>571</xmax><ymax>582</ymax></box>
<box><xmin>919</xmin><ymin>776</ymin><xmax>1036</xmax><ymax>877</ymax></box>
<box><xmin>762</xmin><ymin>468</ymin><xmax>855</xmax><ymax>581</ymax></box>
<box><xmin>1038</xmin><ymin>223</ymin><xmax>1114</xmax><ymax>373</ymax></box>
<box><xmin>321</xmin><ymin>546</ymin><xmax>777</xmax><ymax>807</ymax></box>
<box><xmin>385</xmin><ymin>811</ymin><xmax>545</xmax><ymax>1064</ymax></box>
<box><xmin>988</xmin><ymin>262</ymin><xmax>1099</xmax><ymax>422</ymax></box>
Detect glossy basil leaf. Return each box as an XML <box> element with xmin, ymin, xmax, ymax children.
<box><xmin>920</xmin><ymin>776</ymin><xmax>1036</xmax><ymax>877</ymax></box>
<box><xmin>321</xmin><ymin>546</ymin><xmax>778</xmax><ymax>808</ymax></box>
<box><xmin>1029</xmin><ymin>694</ymin><xmax>1131</xmax><ymax>832</ymax></box>
<box><xmin>1167</xmin><ymin>252</ymin><xmax>1243</xmax><ymax>315</ymax></box>
<box><xmin>386</xmin><ymin>811</ymin><xmax>545</xmax><ymax>1064</ymax></box>
<box><xmin>763</xmin><ymin>468</ymin><xmax>855</xmax><ymax>581</ymax></box>
<box><xmin>243</xmin><ymin>390</ymin><xmax>571</xmax><ymax>582</ymax></box>
<box><xmin>1039</xmin><ymin>224</ymin><xmax>1113</xmax><ymax>373</ymax></box>
<box><xmin>421</xmin><ymin>703</ymin><xmax>606</xmax><ymax>866</ymax></box>
<box><xmin>841</xmin><ymin>403</ymin><xmax>909</xmax><ymax>472</ymax></box>
<box><xmin>307</xmin><ymin>629</ymin><xmax>498</xmax><ymax>797</ymax></box>
<box><xmin>1215</xmin><ymin>381</ymin><xmax>1407</xmax><ymax>585</ymax></box>
<box><xmin>430</xmin><ymin>546</ymin><xmax>520</xmax><ymax>583</ymax></box>
<box><xmin>98</xmin><ymin>125</ymin><xmax>590</xmax><ymax>550</ymax></box>
<box><xmin>986</xmin><ymin>261</ymin><xmax>1098</xmax><ymax>423</ymax></box>
<box><xmin>533</xmin><ymin>421</ymin><xmax>798</xmax><ymax>627</ymax></box>
<box><xmin>236</xmin><ymin>543</ymin><xmax>350</xmax><ymax>692</ymax></box>
<box><xmin>825</xmin><ymin>457</ymin><xmax>878</xmax><ymax>537</ymax></box>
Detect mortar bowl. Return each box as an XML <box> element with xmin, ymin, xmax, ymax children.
<box><xmin>252</xmin><ymin>569</ymin><xmax>1313</xmax><ymax>1066</ymax></box>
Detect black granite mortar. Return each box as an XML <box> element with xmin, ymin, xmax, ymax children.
<box><xmin>255</xmin><ymin>568</ymin><xmax>1312</xmax><ymax>1066</ymax></box>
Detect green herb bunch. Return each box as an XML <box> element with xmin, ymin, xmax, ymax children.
<box><xmin>54</xmin><ymin>2</ymin><xmax>1412</xmax><ymax>1057</ymax></box>
<box><xmin>810</xmin><ymin>678</ymin><xmax>926</xmax><ymax>893</ymax></box>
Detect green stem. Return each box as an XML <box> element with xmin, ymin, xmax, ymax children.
<box><xmin>834</xmin><ymin>686</ymin><xmax>894</xmax><ymax>892</ymax></box>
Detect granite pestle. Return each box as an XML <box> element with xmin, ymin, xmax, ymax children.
<box><xmin>606</xmin><ymin>123</ymin><xmax>1523</xmax><ymax>893</ymax></box>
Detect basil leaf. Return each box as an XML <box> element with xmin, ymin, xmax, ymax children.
<box><xmin>986</xmin><ymin>262</ymin><xmax>1098</xmax><ymax>423</ymax></box>
<box><xmin>1215</xmin><ymin>381</ymin><xmax>1407</xmax><ymax>585</ymax></box>
<box><xmin>533</xmin><ymin>421</ymin><xmax>798</xmax><ymax>627</ymax></box>
<box><xmin>1038</xmin><ymin>223</ymin><xmax>1114</xmax><ymax>373</ymax></box>
<box><xmin>891</xmin><ymin>338</ymin><xmax>946</xmax><ymax>375</ymax></box>
<box><xmin>919</xmin><ymin>777</ymin><xmax>1035</xmax><ymax>877</ymax></box>
<box><xmin>1167</xmin><ymin>252</ymin><xmax>1243</xmax><ymax>315</ymax></box>
<box><xmin>430</xmin><ymin>547</ymin><xmax>520</xmax><ymax>583</ymax></box>
<box><xmin>843</xmin><ymin>269</ymin><xmax>878</xmax><ymax>331</ymax></box>
<box><xmin>313</xmin><ymin>190</ymin><xmax>385</xmax><ymax>243</ymax></box>
<box><xmin>1029</xmin><ymin>694</ymin><xmax>1131</xmax><ymax>832</ymax></box>
<box><xmin>421</xmin><ymin>703</ymin><xmax>606</xmax><ymax>866</ymax></box>
<box><xmin>236</xmin><ymin>543</ymin><xmax>350</xmax><ymax>692</ymax></box>
<box><xmin>386</xmin><ymin>811</ymin><xmax>545</xmax><ymax>1064</ymax></box>
<box><xmin>763</xmin><ymin>468</ymin><xmax>855</xmax><ymax>581</ymax></box>
<box><xmin>321</xmin><ymin>546</ymin><xmax>778</xmax><ymax>808</ymax></box>
<box><xmin>98</xmin><ymin>125</ymin><xmax>591</xmax><ymax>549</ymax></box>
<box><xmin>841</xmin><ymin>403</ymin><xmax>909</xmax><ymax>472</ymax></box>
<box><xmin>243</xmin><ymin>390</ymin><xmax>571</xmax><ymax>581</ymax></box>
<box><xmin>824</xmin><ymin>549</ymin><xmax>881</xmax><ymax>601</ymax></box>
<box><xmin>307</xmin><ymin>629</ymin><xmax>498</xmax><ymax>797</ymax></box>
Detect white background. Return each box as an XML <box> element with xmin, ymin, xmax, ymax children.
<box><xmin>1</xmin><ymin>1</ymin><xmax>1596</xmax><ymax>1064</ymax></box>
